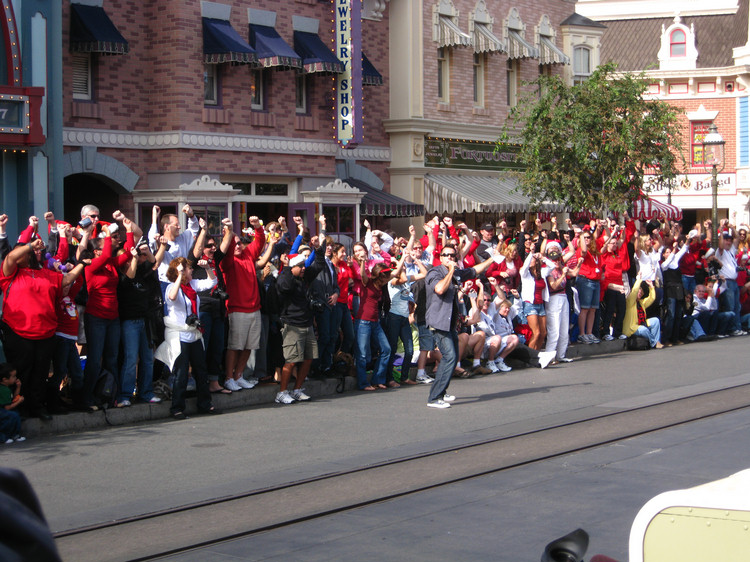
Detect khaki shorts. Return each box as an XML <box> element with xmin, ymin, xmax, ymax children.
<box><xmin>281</xmin><ymin>324</ymin><xmax>318</xmax><ymax>364</ymax></box>
<box><xmin>227</xmin><ymin>311</ymin><xmax>261</xmax><ymax>351</ymax></box>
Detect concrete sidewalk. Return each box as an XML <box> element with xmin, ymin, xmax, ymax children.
<box><xmin>25</xmin><ymin>339</ymin><xmax>629</xmax><ymax>438</ymax></box>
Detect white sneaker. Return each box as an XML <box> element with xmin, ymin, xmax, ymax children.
<box><xmin>416</xmin><ymin>374</ymin><xmax>434</xmax><ymax>384</ymax></box>
<box><xmin>589</xmin><ymin>335</ymin><xmax>601</xmax><ymax>344</ymax></box>
<box><xmin>602</xmin><ymin>334</ymin><xmax>614</xmax><ymax>341</ymax></box>
<box><xmin>442</xmin><ymin>394</ymin><xmax>456</xmax><ymax>402</ymax></box>
<box><xmin>731</xmin><ymin>330</ymin><xmax>747</xmax><ymax>337</ymax></box>
<box><xmin>3</xmin><ymin>438</ymin><xmax>13</xmax><ymax>444</ymax></box>
<box><xmin>275</xmin><ymin>390</ymin><xmax>295</xmax><ymax>404</ymax></box>
<box><xmin>558</xmin><ymin>357</ymin><xmax>573</xmax><ymax>363</ymax></box>
<box><xmin>618</xmin><ymin>334</ymin><xmax>628</xmax><ymax>340</ymax></box>
<box><xmin>577</xmin><ymin>334</ymin><xmax>592</xmax><ymax>344</ymax></box>
<box><xmin>538</xmin><ymin>351</ymin><xmax>556</xmax><ymax>369</ymax></box>
<box><xmin>427</xmin><ymin>399</ymin><xmax>450</xmax><ymax>409</ymax></box>
<box><xmin>235</xmin><ymin>377</ymin><xmax>258</xmax><ymax>389</ymax></box>
<box><xmin>488</xmin><ymin>361</ymin><xmax>500</xmax><ymax>373</ymax></box>
<box><xmin>292</xmin><ymin>389</ymin><xmax>311</xmax><ymax>401</ymax></box>
<box><xmin>12</xmin><ymin>435</ymin><xmax>25</xmax><ymax>442</ymax></box>
<box><xmin>495</xmin><ymin>358</ymin><xmax>512</xmax><ymax>372</ymax></box>
<box><xmin>224</xmin><ymin>378</ymin><xmax>242</xmax><ymax>392</ymax></box>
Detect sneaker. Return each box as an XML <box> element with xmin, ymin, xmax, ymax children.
<box><xmin>292</xmin><ymin>389</ymin><xmax>311</xmax><ymax>401</ymax></box>
<box><xmin>589</xmin><ymin>335</ymin><xmax>601</xmax><ymax>344</ymax></box>
<box><xmin>717</xmin><ymin>334</ymin><xmax>730</xmax><ymax>339</ymax></box>
<box><xmin>275</xmin><ymin>390</ymin><xmax>295</xmax><ymax>404</ymax></box>
<box><xmin>416</xmin><ymin>374</ymin><xmax>434</xmax><ymax>384</ymax></box>
<box><xmin>618</xmin><ymin>334</ymin><xmax>628</xmax><ymax>340</ymax></box>
<box><xmin>427</xmin><ymin>399</ymin><xmax>451</xmax><ymax>409</ymax></box>
<box><xmin>442</xmin><ymin>394</ymin><xmax>456</xmax><ymax>402</ymax></box>
<box><xmin>731</xmin><ymin>330</ymin><xmax>747</xmax><ymax>337</ymax></box>
<box><xmin>146</xmin><ymin>396</ymin><xmax>162</xmax><ymax>404</ymax></box>
<box><xmin>116</xmin><ymin>400</ymin><xmax>131</xmax><ymax>408</ymax></box>
<box><xmin>602</xmin><ymin>334</ymin><xmax>614</xmax><ymax>341</ymax></box>
<box><xmin>538</xmin><ymin>351</ymin><xmax>556</xmax><ymax>369</ymax></box>
<box><xmin>3</xmin><ymin>438</ymin><xmax>13</xmax><ymax>444</ymax></box>
<box><xmin>577</xmin><ymin>334</ymin><xmax>592</xmax><ymax>344</ymax></box>
<box><xmin>12</xmin><ymin>435</ymin><xmax>26</xmax><ymax>442</ymax></box>
<box><xmin>488</xmin><ymin>361</ymin><xmax>500</xmax><ymax>373</ymax></box>
<box><xmin>558</xmin><ymin>357</ymin><xmax>573</xmax><ymax>363</ymax></box>
<box><xmin>494</xmin><ymin>358</ymin><xmax>512</xmax><ymax>372</ymax></box>
<box><xmin>224</xmin><ymin>378</ymin><xmax>242</xmax><ymax>392</ymax></box>
<box><xmin>236</xmin><ymin>377</ymin><xmax>258</xmax><ymax>390</ymax></box>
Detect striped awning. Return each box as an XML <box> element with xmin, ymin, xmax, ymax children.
<box><xmin>437</xmin><ymin>16</ymin><xmax>472</xmax><ymax>48</ymax></box>
<box><xmin>632</xmin><ymin>196</ymin><xmax>683</xmax><ymax>221</ymax></box>
<box><xmin>473</xmin><ymin>22</ymin><xmax>504</xmax><ymax>53</ymax></box>
<box><xmin>424</xmin><ymin>174</ymin><xmax>565</xmax><ymax>215</ymax></box>
<box><xmin>539</xmin><ymin>36</ymin><xmax>569</xmax><ymax>65</ymax></box>
<box><xmin>506</xmin><ymin>29</ymin><xmax>538</xmax><ymax>59</ymax></box>
<box><xmin>355</xmin><ymin>183</ymin><xmax>424</xmax><ymax>217</ymax></box>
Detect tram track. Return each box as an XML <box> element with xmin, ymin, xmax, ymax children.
<box><xmin>54</xmin><ymin>382</ymin><xmax>750</xmax><ymax>562</ymax></box>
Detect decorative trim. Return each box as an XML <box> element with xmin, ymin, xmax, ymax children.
<box><xmin>686</xmin><ymin>104</ymin><xmax>719</xmax><ymax>121</ymax></box>
<box><xmin>72</xmin><ymin>101</ymin><xmax>102</xmax><ymax>119</ymax></box>
<box><xmin>62</xmin><ymin>127</ymin><xmax>392</xmax><ymax>161</ymax></box>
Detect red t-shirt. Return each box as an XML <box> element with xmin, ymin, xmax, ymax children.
<box><xmin>357</xmin><ymin>283</ymin><xmax>382</xmax><ymax>322</ymax></box>
<box><xmin>577</xmin><ymin>244</ymin><xmax>603</xmax><ymax>281</ymax></box>
<box><xmin>85</xmin><ymin>234</ymin><xmax>133</xmax><ymax>319</ymax></box>
<box><xmin>0</xmin><ymin>264</ymin><xmax>62</xmax><ymax>339</ymax></box>
<box><xmin>56</xmin><ymin>276</ymin><xmax>83</xmax><ymax>338</ymax></box>
<box><xmin>336</xmin><ymin>262</ymin><xmax>353</xmax><ymax>304</ymax></box>
<box><xmin>219</xmin><ymin>229</ymin><xmax>264</xmax><ymax>314</ymax></box>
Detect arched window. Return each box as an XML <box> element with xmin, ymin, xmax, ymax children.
<box><xmin>670</xmin><ymin>29</ymin><xmax>686</xmax><ymax>57</ymax></box>
<box><xmin>573</xmin><ymin>46</ymin><xmax>591</xmax><ymax>84</ymax></box>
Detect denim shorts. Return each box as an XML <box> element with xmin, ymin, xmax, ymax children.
<box><xmin>522</xmin><ymin>301</ymin><xmax>546</xmax><ymax>317</ymax></box>
<box><xmin>576</xmin><ymin>277</ymin><xmax>600</xmax><ymax>309</ymax></box>
<box><xmin>417</xmin><ymin>322</ymin><xmax>435</xmax><ymax>351</ymax></box>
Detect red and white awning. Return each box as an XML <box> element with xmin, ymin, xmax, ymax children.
<box><xmin>632</xmin><ymin>196</ymin><xmax>683</xmax><ymax>221</ymax></box>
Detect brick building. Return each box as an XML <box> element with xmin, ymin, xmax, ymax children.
<box><xmin>580</xmin><ymin>0</ymin><xmax>750</xmax><ymax>227</ymax></box>
<box><xmin>61</xmin><ymin>0</ymin><xmax>418</xmax><ymax>241</ymax></box>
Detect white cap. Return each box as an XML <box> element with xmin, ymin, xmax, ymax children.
<box><xmin>289</xmin><ymin>254</ymin><xmax>306</xmax><ymax>268</ymax></box>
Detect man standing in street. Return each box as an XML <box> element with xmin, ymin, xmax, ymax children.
<box><xmin>424</xmin><ymin>244</ymin><xmax>494</xmax><ymax>409</ymax></box>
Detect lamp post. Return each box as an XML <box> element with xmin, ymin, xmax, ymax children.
<box><xmin>701</xmin><ymin>123</ymin><xmax>725</xmax><ymax>249</ymax></box>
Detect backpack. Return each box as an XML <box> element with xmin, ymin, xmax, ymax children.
<box><xmin>627</xmin><ymin>334</ymin><xmax>651</xmax><ymax>351</ymax></box>
<box><xmin>94</xmin><ymin>369</ymin><xmax>117</xmax><ymax>408</ymax></box>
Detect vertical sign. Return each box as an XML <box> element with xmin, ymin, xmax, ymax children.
<box><xmin>335</xmin><ymin>0</ymin><xmax>363</xmax><ymax>148</ymax></box>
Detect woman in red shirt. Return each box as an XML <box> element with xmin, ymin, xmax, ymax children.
<box><xmin>600</xmin><ymin>229</ymin><xmax>629</xmax><ymax>340</ymax></box>
<box><xmin>354</xmin><ymin>262</ymin><xmax>391</xmax><ymax>391</ymax></box>
<box><xmin>575</xmin><ymin>230</ymin><xmax>604</xmax><ymax>344</ymax></box>
<box><xmin>331</xmin><ymin>243</ymin><xmax>355</xmax><ymax>355</ymax></box>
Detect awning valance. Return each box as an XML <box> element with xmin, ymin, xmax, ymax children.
<box><xmin>249</xmin><ymin>24</ymin><xmax>302</xmax><ymax>69</ymax></box>
<box><xmin>203</xmin><ymin>18</ymin><xmax>257</xmax><ymax>65</ymax></box>
<box><xmin>632</xmin><ymin>196</ymin><xmax>683</xmax><ymax>221</ymax></box>
<box><xmin>539</xmin><ymin>36</ymin><xmax>570</xmax><ymax>65</ymax></box>
<box><xmin>347</xmin><ymin>180</ymin><xmax>423</xmax><ymax>217</ymax></box>
<box><xmin>473</xmin><ymin>23</ymin><xmax>504</xmax><ymax>53</ymax></box>
<box><xmin>424</xmin><ymin>174</ymin><xmax>565</xmax><ymax>214</ymax></box>
<box><xmin>70</xmin><ymin>4</ymin><xmax>129</xmax><ymax>55</ymax></box>
<box><xmin>362</xmin><ymin>52</ymin><xmax>383</xmax><ymax>86</ymax></box>
<box><xmin>506</xmin><ymin>29</ymin><xmax>538</xmax><ymax>60</ymax></box>
<box><xmin>437</xmin><ymin>16</ymin><xmax>472</xmax><ymax>48</ymax></box>
<box><xmin>293</xmin><ymin>31</ymin><xmax>345</xmax><ymax>74</ymax></box>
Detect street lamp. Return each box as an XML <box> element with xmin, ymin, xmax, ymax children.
<box><xmin>701</xmin><ymin>123</ymin><xmax>725</xmax><ymax>248</ymax></box>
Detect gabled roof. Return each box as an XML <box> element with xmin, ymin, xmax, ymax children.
<box><xmin>599</xmin><ymin>0</ymin><xmax>748</xmax><ymax>71</ymax></box>
<box><xmin>561</xmin><ymin>13</ymin><xmax>607</xmax><ymax>29</ymax></box>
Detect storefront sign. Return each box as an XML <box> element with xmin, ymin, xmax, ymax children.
<box><xmin>644</xmin><ymin>173</ymin><xmax>737</xmax><ymax>196</ymax></box>
<box><xmin>424</xmin><ymin>137</ymin><xmax>522</xmax><ymax>171</ymax></box>
<box><xmin>335</xmin><ymin>0</ymin><xmax>363</xmax><ymax>148</ymax></box>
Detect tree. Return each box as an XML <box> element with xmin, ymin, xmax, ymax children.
<box><xmin>501</xmin><ymin>62</ymin><xmax>684</xmax><ymax>215</ymax></box>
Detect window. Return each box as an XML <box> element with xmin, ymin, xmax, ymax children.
<box><xmin>204</xmin><ymin>64</ymin><xmax>219</xmax><ymax>106</ymax></box>
<box><xmin>72</xmin><ymin>53</ymin><xmax>92</xmax><ymax>100</ymax></box>
<box><xmin>251</xmin><ymin>69</ymin><xmax>264</xmax><ymax>110</ymax></box>
<box><xmin>691</xmin><ymin>121</ymin><xmax>712</xmax><ymax>166</ymax></box>
<box><xmin>670</xmin><ymin>29</ymin><xmax>686</xmax><ymax>57</ymax></box>
<box><xmin>473</xmin><ymin>53</ymin><xmax>485</xmax><ymax>106</ymax></box>
<box><xmin>322</xmin><ymin>204</ymin><xmax>355</xmax><ymax>238</ymax></box>
<box><xmin>437</xmin><ymin>47</ymin><xmax>450</xmax><ymax>102</ymax></box>
<box><xmin>573</xmin><ymin>46</ymin><xmax>591</xmax><ymax>84</ymax></box>
<box><xmin>506</xmin><ymin>59</ymin><xmax>518</xmax><ymax>107</ymax></box>
<box><xmin>295</xmin><ymin>74</ymin><xmax>307</xmax><ymax>114</ymax></box>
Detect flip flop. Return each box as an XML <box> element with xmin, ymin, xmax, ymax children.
<box><xmin>361</xmin><ymin>385</ymin><xmax>377</xmax><ymax>391</ymax></box>
<box><xmin>210</xmin><ymin>388</ymin><xmax>232</xmax><ymax>394</ymax></box>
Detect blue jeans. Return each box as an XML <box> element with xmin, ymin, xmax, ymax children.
<box><xmin>315</xmin><ymin>306</ymin><xmax>336</xmax><ymax>372</ymax></box>
<box><xmin>170</xmin><ymin>339</ymin><xmax>212</xmax><ymax>414</ymax></box>
<box><xmin>429</xmin><ymin>329</ymin><xmax>457</xmax><ymax>403</ymax></box>
<box><xmin>355</xmin><ymin>319</ymin><xmax>390</xmax><ymax>389</ymax></box>
<box><xmin>576</xmin><ymin>277</ymin><xmax>600</xmax><ymax>309</ymax></box>
<box><xmin>120</xmin><ymin>318</ymin><xmax>155</xmax><ymax>402</ymax></box>
<box><xmin>83</xmin><ymin>313</ymin><xmax>120</xmax><ymax>407</ymax></box>
<box><xmin>682</xmin><ymin>275</ymin><xmax>696</xmax><ymax>296</ymax></box>
<box><xmin>662</xmin><ymin>297</ymin><xmax>684</xmax><ymax>343</ymax></box>
<box><xmin>332</xmin><ymin>301</ymin><xmax>355</xmax><ymax>355</ymax></box>
<box><xmin>200</xmin><ymin>310</ymin><xmax>226</xmax><ymax>382</ymax></box>
<box><xmin>386</xmin><ymin>313</ymin><xmax>413</xmax><ymax>383</ymax></box>
<box><xmin>720</xmin><ymin>279</ymin><xmax>742</xmax><ymax>331</ymax></box>
<box><xmin>694</xmin><ymin>310</ymin><xmax>734</xmax><ymax>335</ymax></box>
<box><xmin>634</xmin><ymin>317</ymin><xmax>661</xmax><ymax>347</ymax></box>
<box><xmin>52</xmin><ymin>336</ymin><xmax>84</xmax><ymax>404</ymax></box>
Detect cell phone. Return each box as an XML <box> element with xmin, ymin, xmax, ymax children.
<box><xmin>79</xmin><ymin>217</ymin><xmax>92</xmax><ymax>228</ymax></box>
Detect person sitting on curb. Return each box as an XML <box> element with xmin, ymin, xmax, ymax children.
<box><xmin>623</xmin><ymin>275</ymin><xmax>664</xmax><ymax>349</ymax></box>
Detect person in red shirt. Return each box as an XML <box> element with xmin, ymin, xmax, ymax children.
<box><xmin>218</xmin><ymin>216</ymin><xmax>265</xmax><ymax>392</ymax></box>
<box><xmin>575</xmin><ymin>228</ymin><xmax>604</xmax><ymax>344</ymax></box>
<box><xmin>354</xmin><ymin>263</ymin><xmax>392</xmax><ymax>391</ymax></box>
<box><xmin>0</xmin><ymin>236</ymin><xmax>84</xmax><ymax>419</ymax></box>
<box><xmin>600</xmin><ymin>225</ymin><xmax>630</xmax><ymax>340</ymax></box>
<box><xmin>330</xmin><ymin>243</ymin><xmax>355</xmax><ymax>355</ymax></box>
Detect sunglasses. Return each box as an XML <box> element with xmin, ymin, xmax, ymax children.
<box><xmin>205</xmin><ymin>243</ymin><xmax>216</xmax><ymax>248</ymax></box>
<box><xmin>441</xmin><ymin>253</ymin><xmax>457</xmax><ymax>258</ymax></box>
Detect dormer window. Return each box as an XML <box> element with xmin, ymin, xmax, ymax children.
<box><xmin>670</xmin><ymin>29</ymin><xmax>686</xmax><ymax>57</ymax></box>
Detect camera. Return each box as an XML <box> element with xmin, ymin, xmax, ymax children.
<box><xmin>309</xmin><ymin>299</ymin><xmax>325</xmax><ymax>313</ymax></box>
<box><xmin>707</xmin><ymin>259</ymin><xmax>722</xmax><ymax>278</ymax></box>
<box><xmin>185</xmin><ymin>314</ymin><xmax>203</xmax><ymax>330</ymax></box>
<box><xmin>212</xmin><ymin>288</ymin><xmax>229</xmax><ymax>301</ymax></box>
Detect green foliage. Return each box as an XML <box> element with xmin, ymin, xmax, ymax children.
<box><xmin>500</xmin><ymin>62</ymin><xmax>684</xmax><ymax>214</ymax></box>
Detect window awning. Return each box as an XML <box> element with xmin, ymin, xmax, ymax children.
<box><xmin>249</xmin><ymin>24</ymin><xmax>301</xmax><ymax>69</ymax></box>
<box><xmin>69</xmin><ymin>3</ymin><xmax>128</xmax><ymax>55</ymax></box>
<box><xmin>437</xmin><ymin>15</ymin><xmax>472</xmax><ymax>48</ymax></box>
<box><xmin>632</xmin><ymin>196</ymin><xmax>683</xmax><ymax>221</ymax></box>
<box><xmin>293</xmin><ymin>31</ymin><xmax>345</xmax><ymax>74</ymax></box>
<box><xmin>203</xmin><ymin>17</ymin><xmax>257</xmax><ymax>65</ymax></box>
<box><xmin>473</xmin><ymin>22</ymin><xmax>504</xmax><ymax>53</ymax></box>
<box><xmin>424</xmin><ymin>174</ymin><xmax>565</xmax><ymax>214</ymax></box>
<box><xmin>539</xmin><ymin>36</ymin><xmax>570</xmax><ymax>65</ymax></box>
<box><xmin>347</xmin><ymin>180</ymin><xmax>424</xmax><ymax>217</ymax></box>
<box><xmin>362</xmin><ymin>52</ymin><xmax>383</xmax><ymax>86</ymax></box>
<box><xmin>506</xmin><ymin>29</ymin><xmax>538</xmax><ymax>60</ymax></box>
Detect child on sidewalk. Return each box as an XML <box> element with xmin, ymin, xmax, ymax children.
<box><xmin>0</xmin><ymin>363</ymin><xmax>26</xmax><ymax>443</ymax></box>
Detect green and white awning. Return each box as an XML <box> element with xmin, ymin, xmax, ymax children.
<box><xmin>539</xmin><ymin>36</ymin><xmax>570</xmax><ymax>65</ymax></box>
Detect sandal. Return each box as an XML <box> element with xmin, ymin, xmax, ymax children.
<box><xmin>361</xmin><ymin>385</ymin><xmax>376</xmax><ymax>391</ymax></box>
<box><xmin>387</xmin><ymin>381</ymin><xmax>400</xmax><ymax>388</ymax></box>
<box><xmin>210</xmin><ymin>388</ymin><xmax>232</xmax><ymax>395</ymax></box>
<box><xmin>402</xmin><ymin>379</ymin><xmax>418</xmax><ymax>385</ymax></box>
<box><xmin>172</xmin><ymin>411</ymin><xmax>189</xmax><ymax>420</ymax></box>
<box><xmin>376</xmin><ymin>384</ymin><xmax>387</xmax><ymax>389</ymax></box>
<box><xmin>454</xmin><ymin>368</ymin><xmax>471</xmax><ymax>378</ymax></box>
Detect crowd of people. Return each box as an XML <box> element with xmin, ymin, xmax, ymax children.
<box><xmin>1</xmin><ymin>203</ymin><xmax>749</xmax><ymax>438</ymax></box>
